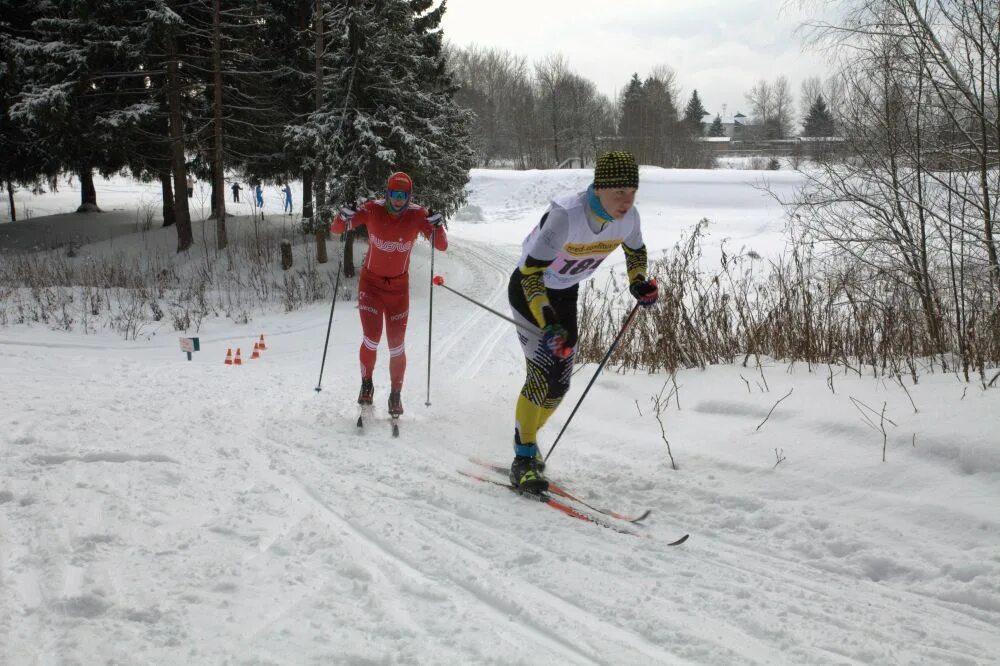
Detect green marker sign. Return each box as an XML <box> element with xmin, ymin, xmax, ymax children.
<box><xmin>179</xmin><ymin>337</ymin><xmax>201</xmax><ymax>361</ymax></box>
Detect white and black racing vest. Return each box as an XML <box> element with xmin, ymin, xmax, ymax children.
<box><xmin>518</xmin><ymin>191</ymin><xmax>642</xmax><ymax>290</ymax></box>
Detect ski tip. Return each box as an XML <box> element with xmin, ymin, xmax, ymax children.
<box><xmin>667</xmin><ymin>534</ymin><xmax>690</xmax><ymax>547</ymax></box>
<box><xmin>631</xmin><ymin>509</ymin><xmax>653</xmax><ymax>524</ymax></box>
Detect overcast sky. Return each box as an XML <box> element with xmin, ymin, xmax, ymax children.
<box><xmin>440</xmin><ymin>0</ymin><xmax>835</xmax><ymax>120</ymax></box>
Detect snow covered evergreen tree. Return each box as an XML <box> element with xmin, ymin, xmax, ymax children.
<box><xmin>212</xmin><ymin>1</ymin><xmax>324</xmax><ymax>191</ymax></box>
<box><xmin>115</xmin><ymin>2</ymin><xmax>201</xmax><ymax>238</ymax></box>
<box><xmin>287</xmin><ymin>0</ymin><xmax>474</xmax><ymax>220</ymax></box>
<box><xmin>0</xmin><ymin>0</ymin><xmax>60</xmax><ymax>220</ymax></box>
<box><xmin>8</xmin><ymin>0</ymin><xmax>162</xmax><ymax>212</ymax></box>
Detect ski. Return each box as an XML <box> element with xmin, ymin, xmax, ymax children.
<box><xmin>356</xmin><ymin>404</ymin><xmax>373</xmax><ymax>429</ymax></box>
<box><xmin>457</xmin><ymin>469</ymin><xmax>643</xmax><ymax>537</ymax></box>
<box><xmin>469</xmin><ymin>457</ymin><xmax>652</xmax><ymax>525</ymax></box>
<box><xmin>357</xmin><ymin>405</ymin><xmax>400</xmax><ymax>437</ymax></box>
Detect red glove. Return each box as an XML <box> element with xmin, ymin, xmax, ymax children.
<box><xmin>629</xmin><ymin>277</ymin><xmax>658</xmax><ymax>308</ymax></box>
<box><xmin>541</xmin><ymin>307</ymin><xmax>572</xmax><ymax>358</ymax></box>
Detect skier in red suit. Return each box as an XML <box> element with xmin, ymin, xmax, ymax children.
<box><xmin>330</xmin><ymin>171</ymin><xmax>447</xmax><ymax>417</ymax></box>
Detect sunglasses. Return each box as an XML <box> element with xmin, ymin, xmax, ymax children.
<box><xmin>388</xmin><ymin>190</ymin><xmax>409</xmax><ymax>202</ymax></box>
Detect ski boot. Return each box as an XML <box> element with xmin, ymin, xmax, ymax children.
<box><xmin>532</xmin><ymin>449</ymin><xmax>546</xmax><ymax>473</ymax></box>
<box><xmin>514</xmin><ymin>434</ymin><xmax>545</xmax><ymax>472</ymax></box>
<box><xmin>509</xmin><ymin>453</ymin><xmax>548</xmax><ymax>494</ymax></box>
<box><xmin>387</xmin><ymin>390</ymin><xmax>404</xmax><ymax>417</ymax></box>
<box><xmin>358</xmin><ymin>377</ymin><xmax>374</xmax><ymax>405</ymax></box>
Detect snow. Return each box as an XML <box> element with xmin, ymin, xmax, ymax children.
<box><xmin>2</xmin><ymin>168</ymin><xmax>999</xmax><ymax>665</ymax></box>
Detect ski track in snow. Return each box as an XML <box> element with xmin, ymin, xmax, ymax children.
<box><xmin>3</xmin><ymin>197</ymin><xmax>1000</xmax><ymax>661</ymax></box>
<box><xmin>431</xmin><ymin>238</ymin><xmax>521</xmax><ymax>379</ymax></box>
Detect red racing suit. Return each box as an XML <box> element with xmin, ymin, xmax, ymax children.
<box><xmin>330</xmin><ymin>199</ymin><xmax>448</xmax><ymax>390</ymax></box>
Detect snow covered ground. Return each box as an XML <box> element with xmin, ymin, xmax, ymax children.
<box><xmin>2</xmin><ymin>168</ymin><xmax>999</xmax><ymax>665</ymax></box>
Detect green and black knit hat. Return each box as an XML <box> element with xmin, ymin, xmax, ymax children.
<box><xmin>593</xmin><ymin>150</ymin><xmax>639</xmax><ymax>189</ymax></box>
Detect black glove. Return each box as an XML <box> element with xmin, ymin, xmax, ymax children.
<box><xmin>629</xmin><ymin>276</ymin><xmax>658</xmax><ymax>308</ymax></box>
<box><xmin>427</xmin><ymin>209</ymin><xmax>444</xmax><ymax>227</ymax></box>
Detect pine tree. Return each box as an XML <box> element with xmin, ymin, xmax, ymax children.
<box><xmin>8</xmin><ymin>0</ymin><xmax>163</xmax><ymax>212</ymax></box>
<box><xmin>618</xmin><ymin>73</ymin><xmax>644</xmax><ymax>157</ymax></box>
<box><xmin>404</xmin><ymin>0</ymin><xmax>474</xmax><ymax>209</ymax></box>
<box><xmin>118</xmin><ymin>2</ymin><xmax>199</xmax><ymax>236</ymax></box>
<box><xmin>683</xmin><ymin>89</ymin><xmax>708</xmax><ymax>135</ymax></box>
<box><xmin>641</xmin><ymin>75</ymin><xmax>677</xmax><ymax>166</ymax></box>
<box><xmin>802</xmin><ymin>94</ymin><xmax>836</xmax><ymax>137</ymax></box>
<box><xmin>0</xmin><ymin>0</ymin><xmax>59</xmax><ymax>221</ymax></box>
<box><xmin>288</xmin><ymin>0</ymin><xmax>473</xmax><ymax>216</ymax></box>
<box><xmin>708</xmin><ymin>114</ymin><xmax>726</xmax><ymax>137</ymax></box>
<box><xmin>220</xmin><ymin>1</ymin><xmax>320</xmax><ymax>189</ymax></box>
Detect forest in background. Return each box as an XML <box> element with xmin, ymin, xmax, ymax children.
<box><xmin>1</xmin><ymin>0</ymin><xmax>998</xmax><ymax>379</ymax></box>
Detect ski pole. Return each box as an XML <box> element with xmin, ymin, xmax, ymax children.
<box><xmin>432</xmin><ymin>274</ymin><xmax>572</xmax><ymax>358</ymax></box>
<box><xmin>433</xmin><ymin>274</ymin><xmax>523</xmax><ymax>328</ymax></box>
<box><xmin>543</xmin><ymin>301</ymin><xmax>642</xmax><ymax>463</ymax></box>
<box><xmin>425</xmin><ymin>228</ymin><xmax>436</xmax><ymax>406</ymax></box>
<box><xmin>315</xmin><ymin>258</ymin><xmax>343</xmax><ymax>392</ymax></box>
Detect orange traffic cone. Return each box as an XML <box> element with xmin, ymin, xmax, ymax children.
<box><xmin>234</xmin><ymin>348</ymin><xmax>243</xmax><ymax>365</ymax></box>
<box><xmin>250</xmin><ymin>342</ymin><xmax>261</xmax><ymax>360</ymax></box>
<box><xmin>258</xmin><ymin>334</ymin><xmax>267</xmax><ymax>351</ymax></box>
<box><xmin>224</xmin><ymin>348</ymin><xmax>233</xmax><ymax>365</ymax></box>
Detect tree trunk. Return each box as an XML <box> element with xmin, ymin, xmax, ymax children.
<box><xmin>159</xmin><ymin>170</ymin><xmax>175</xmax><ymax>227</ymax></box>
<box><xmin>280</xmin><ymin>239</ymin><xmax>293</xmax><ymax>270</ymax></box>
<box><xmin>344</xmin><ymin>229</ymin><xmax>355</xmax><ymax>277</ymax></box>
<box><xmin>5</xmin><ymin>180</ymin><xmax>15</xmax><ymax>222</ymax></box>
<box><xmin>550</xmin><ymin>93</ymin><xmax>561</xmax><ymax>166</ymax></box>
<box><xmin>211</xmin><ymin>0</ymin><xmax>228</xmax><ymax>250</ymax></box>
<box><xmin>301</xmin><ymin>172</ymin><xmax>313</xmax><ymax>220</ymax></box>
<box><xmin>209</xmin><ymin>168</ymin><xmax>219</xmax><ymax>219</ymax></box>
<box><xmin>315</xmin><ymin>228</ymin><xmax>328</xmax><ymax>263</ymax></box>
<box><xmin>76</xmin><ymin>167</ymin><xmax>100</xmax><ymax>212</ymax></box>
<box><xmin>314</xmin><ymin>183</ymin><xmax>328</xmax><ymax>262</ymax></box>
<box><xmin>166</xmin><ymin>27</ymin><xmax>193</xmax><ymax>252</ymax></box>
<box><xmin>313</xmin><ymin>0</ymin><xmax>327</xmax><ymax>263</ymax></box>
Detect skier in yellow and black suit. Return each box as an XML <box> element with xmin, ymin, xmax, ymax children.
<box><xmin>507</xmin><ymin>151</ymin><xmax>659</xmax><ymax>492</ymax></box>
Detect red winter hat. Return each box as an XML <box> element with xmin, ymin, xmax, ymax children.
<box><xmin>387</xmin><ymin>171</ymin><xmax>412</xmax><ymax>193</ymax></box>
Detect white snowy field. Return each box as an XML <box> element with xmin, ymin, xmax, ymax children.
<box><xmin>2</xmin><ymin>168</ymin><xmax>999</xmax><ymax>665</ymax></box>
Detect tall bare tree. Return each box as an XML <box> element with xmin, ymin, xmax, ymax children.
<box><xmin>792</xmin><ymin>0</ymin><xmax>1000</xmax><ymax>375</ymax></box>
<box><xmin>448</xmin><ymin>45</ymin><xmax>532</xmax><ymax>166</ymax></box>
<box><xmin>746</xmin><ymin>76</ymin><xmax>794</xmax><ymax>138</ymax></box>
<box><xmin>772</xmin><ymin>75</ymin><xmax>795</xmax><ymax>138</ymax></box>
<box><xmin>745</xmin><ymin>78</ymin><xmax>774</xmax><ymax>137</ymax></box>
<box><xmin>535</xmin><ymin>53</ymin><xmax>572</xmax><ymax>166</ymax></box>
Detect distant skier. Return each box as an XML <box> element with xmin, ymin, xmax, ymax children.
<box><xmin>506</xmin><ymin>151</ymin><xmax>658</xmax><ymax>493</ymax></box>
<box><xmin>282</xmin><ymin>183</ymin><xmax>293</xmax><ymax>213</ymax></box>
<box><xmin>255</xmin><ymin>182</ymin><xmax>263</xmax><ymax>209</ymax></box>
<box><xmin>231</xmin><ymin>182</ymin><xmax>242</xmax><ymax>203</ymax></box>
<box><xmin>186</xmin><ymin>175</ymin><xmax>194</xmax><ymax>199</ymax></box>
<box><xmin>329</xmin><ymin>172</ymin><xmax>447</xmax><ymax>418</ymax></box>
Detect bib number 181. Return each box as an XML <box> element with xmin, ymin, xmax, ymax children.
<box><xmin>558</xmin><ymin>257</ymin><xmax>602</xmax><ymax>275</ymax></box>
